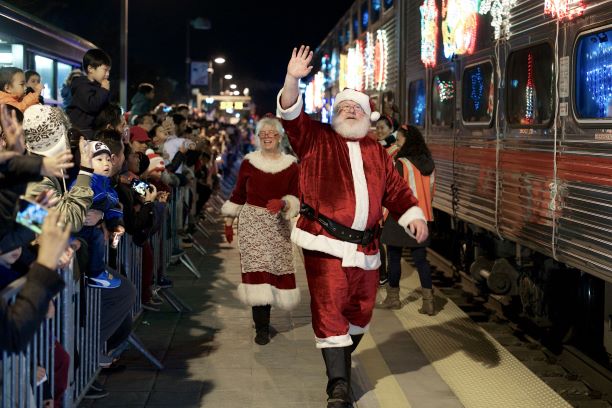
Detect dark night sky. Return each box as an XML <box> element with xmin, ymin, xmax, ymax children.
<box><xmin>7</xmin><ymin>0</ymin><xmax>354</xmax><ymax>114</ymax></box>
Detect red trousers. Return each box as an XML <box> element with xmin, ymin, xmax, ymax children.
<box><xmin>303</xmin><ymin>250</ymin><xmax>379</xmax><ymax>348</ymax></box>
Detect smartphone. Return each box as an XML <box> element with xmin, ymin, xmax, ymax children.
<box><xmin>163</xmin><ymin>106</ymin><xmax>172</xmax><ymax>113</ymax></box>
<box><xmin>130</xmin><ymin>178</ymin><xmax>150</xmax><ymax>197</ymax></box>
<box><xmin>16</xmin><ymin>197</ymin><xmax>48</xmax><ymax>234</ymax></box>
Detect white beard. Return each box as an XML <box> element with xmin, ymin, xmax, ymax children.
<box><xmin>332</xmin><ymin>116</ymin><xmax>371</xmax><ymax>140</ymax></box>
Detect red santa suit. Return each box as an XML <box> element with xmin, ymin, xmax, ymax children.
<box><xmin>277</xmin><ymin>92</ymin><xmax>425</xmax><ymax>348</ymax></box>
<box><xmin>221</xmin><ymin>151</ymin><xmax>301</xmax><ymax>310</ymax></box>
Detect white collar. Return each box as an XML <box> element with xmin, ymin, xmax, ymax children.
<box><xmin>245</xmin><ymin>150</ymin><xmax>297</xmax><ymax>174</ymax></box>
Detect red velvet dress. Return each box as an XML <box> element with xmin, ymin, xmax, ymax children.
<box><xmin>221</xmin><ymin>151</ymin><xmax>301</xmax><ymax>310</ymax></box>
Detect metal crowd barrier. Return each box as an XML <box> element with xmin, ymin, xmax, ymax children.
<box><xmin>1</xmin><ymin>177</ymin><xmax>225</xmax><ymax>406</ymax></box>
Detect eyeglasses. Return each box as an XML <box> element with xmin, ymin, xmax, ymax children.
<box><xmin>336</xmin><ymin>103</ymin><xmax>365</xmax><ymax>114</ymax></box>
<box><xmin>259</xmin><ymin>131</ymin><xmax>279</xmax><ymax>138</ymax></box>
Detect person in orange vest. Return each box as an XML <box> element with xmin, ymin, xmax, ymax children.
<box><xmin>377</xmin><ymin>125</ymin><xmax>436</xmax><ymax>314</ymax></box>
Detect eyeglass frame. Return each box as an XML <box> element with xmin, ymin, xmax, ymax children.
<box><xmin>335</xmin><ymin>102</ymin><xmax>365</xmax><ymax>115</ymax></box>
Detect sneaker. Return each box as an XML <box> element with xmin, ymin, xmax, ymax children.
<box><xmin>88</xmin><ymin>271</ymin><xmax>121</xmax><ymax>289</ymax></box>
<box><xmin>83</xmin><ymin>387</ymin><xmax>108</xmax><ymax>399</ymax></box>
<box><xmin>379</xmin><ymin>277</ymin><xmax>389</xmax><ymax>286</ymax></box>
<box><xmin>142</xmin><ymin>301</ymin><xmax>160</xmax><ymax>312</ymax></box>
<box><xmin>157</xmin><ymin>276</ymin><xmax>173</xmax><ymax>288</ymax></box>
<box><xmin>149</xmin><ymin>297</ymin><xmax>164</xmax><ymax>306</ymax></box>
<box><xmin>99</xmin><ymin>354</ymin><xmax>114</xmax><ymax>368</ymax></box>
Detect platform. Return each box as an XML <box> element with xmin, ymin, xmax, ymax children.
<box><xmin>80</xmin><ymin>222</ymin><xmax>571</xmax><ymax>408</ymax></box>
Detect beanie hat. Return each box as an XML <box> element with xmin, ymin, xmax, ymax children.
<box><xmin>146</xmin><ymin>148</ymin><xmax>165</xmax><ymax>173</ymax></box>
<box><xmin>90</xmin><ymin>141</ymin><xmax>111</xmax><ymax>158</ymax></box>
<box><xmin>333</xmin><ymin>88</ymin><xmax>381</xmax><ymax>122</ymax></box>
<box><xmin>23</xmin><ymin>105</ymin><xmax>70</xmax><ymax>157</ymax></box>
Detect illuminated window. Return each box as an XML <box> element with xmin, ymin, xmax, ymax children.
<box><xmin>353</xmin><ymin>13</ymin><xmax>360</xmax><ymax>37</ymax></box>
<box><xmin>346</xmin><ymin>23</ymin><xmax>351</xmax><ymax>43</ymax></box>
<box><xmin>361</xmin><ymin>2</ymin><xmax>369</xmax><ymax>31</ymax></box>
<box><xmin>506</xmin><ymin>44</ymin><xmax>553</xmax><ymax>126</ymax></box>
<box><xmin>371</xmin><ymin>0</ymin><xmax>381</xmax><ymax>23</ymax></box>
<box><xmin>384</xmin><ymin>0</ymin><xmax>394</xmax><ymax>9</ymax></box>
<box><xmin>57</xmin><ymin>62</ymin><xmax>73</xmax><ymax>105</ymax></box>
<box><xmin>462</xmin><ymin>62</ymin><xmax>494</xmax><ymax>124</ymax></box>
<box><xmin>431</xmin><ymin>70</ymin><xmax>455</xmax><ymax>127</ymax></box>
<box><xmin>34</xmin><ymin>55</ymin><xmax>55</xmax><ymax>100</ymax></box>
<box><xmin>0</xmin><ymin>44</ymin><xmax>23</xmax><ymax>68</ymax></box>
<box><xmin>408</xmin><ymin>79</ymin><xmax>426</xmax><ymax>127</ymax></box>
<box><xmin>575</xmin><ymin>27</ymin><xmax>612</xmax><ymax>120</ymax></box>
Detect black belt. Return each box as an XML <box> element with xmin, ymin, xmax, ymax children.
<box><xmin>300</xmin><ymin>203</ymin><xmax>379</xmax><ymax>246</ymax></box>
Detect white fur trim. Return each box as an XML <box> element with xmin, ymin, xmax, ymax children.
<box><xmin>282</xmin><ymin>195</ymin><xmax>300</xmax><ymax>220</ymax></box>
<box><xmin>221</xmin><ymin>200</ymin><xmax>243</xmax><ymax>217</ymax></box>
<box><xmin>397</xmin><ymin>206</ymin><xmax>427</xmax><ymax>238</ymax></box>
<box><xmin>347</xmin><ymin>142</ymin><xmax>369</xmax><ymax>231</ymax></box>
<box><xmin>315</xmin><ymin>333</ymin><xmax>353</xmax><ymax>349</ymax></box>
<box><xmin>245</xmin><ymin>150</ymin><xmax>297</xmax><ymax>174</ymax></box>
<box><xmin>291</xmin><ymin>226</ymin><xmax>381</xmax><ymax>270</ymax></box>
<box><xmin>277</xmin><ymin>89</ymin><xmax>302</xmax><ymax>121</ymax></box>
<box><xmin>370</xmin><ymin>112</ymin><xmax>381</xmax><ymax>121</ymax></box>
<box><xmin>237</xmin><ymin>283</ymin><xmax>301</xmax><ymax>311</ymax></box>
<box><xmin>349</xmin><ymin>323</ymin><xmax>370</xmax><ymax>335</ymax></box>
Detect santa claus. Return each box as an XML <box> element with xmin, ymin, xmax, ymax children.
<box><xmin>278</xmin><ymin>46</ymin><xmax>428</xmax><ymax>408</ymax></box>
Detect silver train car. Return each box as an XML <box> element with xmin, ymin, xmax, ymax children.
<box><xmin>0</xmin><ymin>1</ymin><xmax>96</xmax><ymax>105</ymax></box>
<box><xmin>312</xmin><ymin>0</ymin><xmax>612</xmax><ymax>362</ymax></box>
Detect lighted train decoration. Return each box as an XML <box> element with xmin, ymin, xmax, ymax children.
<box><xmin>311</xmin><ymin>0</ymin><xmax>612</xmax><ymax>356</ymax></box>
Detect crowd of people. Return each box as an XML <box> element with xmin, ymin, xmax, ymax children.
<box><xmin>0</xmin><ymin>47</ymin><xmax>251</xmax><ymax>405</ymax></box>
<box><xmin>1</xmin><ymin>43</ymin><xmax>438</xmax><ymax>408</ymax></box>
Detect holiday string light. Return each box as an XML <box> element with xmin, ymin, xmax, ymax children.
<box><xmin>420</xmin><ymin>0</ymin><xmax>438</xmax><ymax>67</ymax></box>
<box><xmin>470</xmin><ymin>66</ymin><xmax>484</xmax><ymax>111</ymax></box>
<box><xmin>544</xmin><ymin>0</ymin><xmax>585</xmax><ymax>20</ymax></box>
<box><xmin>583</xmin><ymin>36</ymin><xmax>612</xmax><ymax>117</ymax></box>
<box><xmin>524</xmin><ymin>52</ymin><xmax>535</xmax><ymax>123</ymax></box>
<box><xmin>442</xmin><ymin>0</ymin><xmax>479</xmax><ymax>58</ymax></box>
<box><xmin>365</xmin><ymin>32</ymin><xmax>375</xmax><ymax>90</ymax></box>
<box><xmin>435</xmin><ymin>76</ymin><xmax>455</xmax><ymax>101</ymax></box>
<box><xmin>339</xmin><ymin>53</ymin><xmax>348</xmax><ymax>90</ymax></box>
<box><xmin>313</xmin><ymin>71</ymin><xmax>325</xmax><ymax>110</ymax></box>
<box><xmin>304</xmin><ymin>80</ymin><xmax>315</xmax><ymax>113</ymax></box>
<box><xmin>330</xmin><ymin>50</ymin><xmax>339</xmax><ymax>83</ymax></box>
<box><xmin>413</xmin><ymin>93</ymin><xmax>426</xmax><ymax>125</ymax></box>
<box><xmin>479</xmin><ymin>0</ymin><xmax>517</xmax><ymax>40</ymax></box>
<box><xmin>374</xmin><ymin>29</ymin><xmax>388</xmax><ymax>91</ymax></box>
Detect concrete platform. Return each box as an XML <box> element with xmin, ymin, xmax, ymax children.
<box><xmin>81</xmin><ymin>221</ymin><xmax>570</xmax><ymax>408</ymax></box>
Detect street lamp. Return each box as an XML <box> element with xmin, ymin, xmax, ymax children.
<box><xmin>214</xmin><ymin>57</ymin><xmax>226</xmax><ymax>64</ymax></box>
<box><xmin>220</xmin><ymin>74</ymin><xmax>233</xmax><ymax>94</ymax></box>
<box><xmin>208</xmin><ymin>57</ymin><xmax>225</xmax><ymax>95</ymax></box>
<box><xmin>229</xmin><ymin>84</ymin><xmax>237</xmax><ymax>89</ymax></box>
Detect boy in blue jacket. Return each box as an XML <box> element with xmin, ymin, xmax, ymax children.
<box><xmin>76</xmin><ymin>141</ymin><xmax>125</xmax><ymax>288</ymax></box>
<box><xmin>66</xmin><ymin>49</ymin><xmax>111</xmax><ymax>139</ymax></box>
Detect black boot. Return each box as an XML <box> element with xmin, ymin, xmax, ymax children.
<box><xmin>252</xmin><ymin>305</ymin><xmax>271</xmax><ymax>345</ymax></box>
<box><xmin>349</xmin><ymin>334</ymin><xmax>363</xmax><ymax>353</ymax></box>
<box><xmin>321</xmin><ymin>347</ymin><xmax>352</xmax><ymax>408</ymax></box>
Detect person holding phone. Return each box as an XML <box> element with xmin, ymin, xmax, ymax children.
<box><xmin>0</xmin><ymin>208</ymin><xmax>70</xmax><ymax>353</ymax></box>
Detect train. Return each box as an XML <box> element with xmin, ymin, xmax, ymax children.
<box><xmin>0</xmin><ymin>1</ymin><xmax>96</xmax><ymax>105</ymax></box>
<box><xmin>306</xmin><ymin>0</ymin><xmax>612</xmax><ymax>365</ymax></box>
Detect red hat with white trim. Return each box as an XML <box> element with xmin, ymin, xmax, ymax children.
<box><xmin>145</xmin><ymin>148</ymin><xmax>165</xmax><ymax>173</ymax></box>
<box><xmin>333</xmin><ymin>88</ymin><xmax>381</xmax><ymax>122</ymax></box>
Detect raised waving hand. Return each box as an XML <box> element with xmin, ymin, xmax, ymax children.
<box><xmin>287</xmin><ymin>45</ymin><xmax>314</xmax><ymax>80</ymax></box>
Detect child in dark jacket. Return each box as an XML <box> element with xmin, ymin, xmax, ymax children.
<box><xmin>66</xmin><ymin>49</ymin><xmax>111</xmax><ymax>139</ymax></box>
<box><xmin>75</xmin><ymin>141</ymin><xmax>125</xmax><ymax>288</ymax></box>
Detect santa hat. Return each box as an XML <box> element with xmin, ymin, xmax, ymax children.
<box><xmin>90</xmin><ymin>141</ymin><xmax>111</xmax><ymax>158</ymax></box>
<box><xmin>333</xmin><ymin>88</ymin><xmax>381</xmax><ymax>122</ymax></box>
<box><xmin>146</xmin><ymin>149</ymin><xmax>165</xmax><ymax>173</ymax></box>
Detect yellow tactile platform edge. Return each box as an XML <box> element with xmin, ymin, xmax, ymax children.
<box><xmin>393</xmin><ymin>264</ymin><xmax>571</xmax><ymax>408</ymax></box>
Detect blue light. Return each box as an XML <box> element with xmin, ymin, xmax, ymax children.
<box><xmin>470</xmin><ymin>66</ymin><xmax>484</xmax><ymax>111</ymax></box>
<box><xmin>576</xmin><ymin>29</ymin><xmax>612</xmax><ymax>118</ymax></box>
<box><xmin>384</xmin><ymin>0</ymin><xmax>394</xmax><ymax>8</ymax></box>
<box><xmin>372</xmin><ymin>0</ymin><xmax>381</xmax><ymax>11</ymax></box>
<box><xmin>511</xmin><ymin>79</ymin><xmax>519</xmax><ymax>88</ymax></box>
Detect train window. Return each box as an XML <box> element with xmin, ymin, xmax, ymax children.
<box><xmin>34</xmin><ymin>55</ymin><xmax>55</xmax><ymax>100</ymax></box>
<box><xmin>371</xmin><ymin>0</ymin><xmax>381</xmax><ymax>23</ymax></box>
<box><xmin>57</xmin><ymin>62</ymin><xmax>72</xmax><ymax>105</ymax></box>
<box><xmin>408</xmin><ymin>79</ymin><xmax>426</xmax><ymax>127</ymax></box>
<box><xmin>384</xmin><ymin>0</ymin><xmax>394</xmax><ymax>9</ymax></box>
<box><xmin>431</xmin><ymin>70</ymin><xmax>455</xmax><ymax>127</ymax></box>
<box><xmin>353</xmin><ymin>13</ymin><xmax>360</xmax><ymax>37</ymax></box>
<box><xmin>506</xmin><ymin>43</ymin><xmax>554</xmax><ymax>127</ymax></box>
<box><xmin>0</xmin><ymin>43</ymin><xmax>23</xmax><ymax>68</ymax></box>
<box><xmin>361</xmin><ymin>2</ymin><xmax>369</xmax><ymax>31</ymax></box>
<box><xmin>575</xmin><ymin>27</ymin><xmax>612</xmax><ymax>120</ymax></box>
<box><xmin>462</xmin><ymin>62</ymin><xmax>494</xmax><ymax>124</ymax></box>
<box><xmin>346</xmin><ymin>22</ymin><xmax>351</xmax><ymax>43</ymax></box>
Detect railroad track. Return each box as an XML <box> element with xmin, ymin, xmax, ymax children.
<box><xmin>424</xmin><ymin>249</ymin><xmax>612</xmax><ymax>408</ymax></box>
